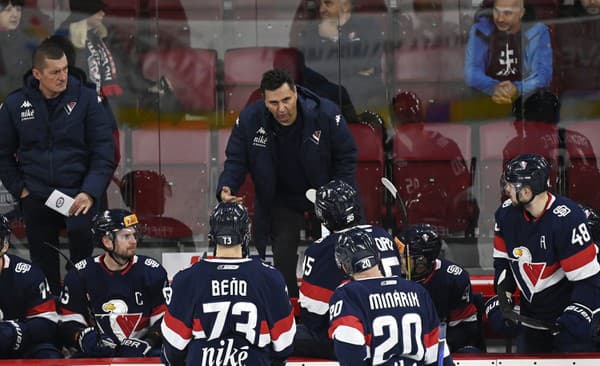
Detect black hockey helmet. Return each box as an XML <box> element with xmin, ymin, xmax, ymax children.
<box><xmin>398</xmin><ymin>224</ymin><xmax>441</xmax><ymax>281</ymax></box>
<box><xmin>92</xmin><ymin>209</ymin><xmax>139</xmax><ymax>250</ymax></box>
<box><xmin>512</xmin><ymin>89</ymin><xmax>560</xmax><ymax>124</ymax></box>
<box><xmin>580</xmin><ymin>204</ymin><xmax>600</xmax><ymax>243</ymax></box>
<box><xmin>503</xmin><ymin>153</ymin><xmax>550</xmax><ymax>197</ymax></box>
<box><xmin>334</xmin><ymin>227</ymin><xmax>380</xmax><ymax>276</ymax></box>
<box><xmin>0</xmin><ymin>214</ymin><xmax>10</xmax><ymax>248</ymax></box>
<box><xmin>314</xmin><ymin>179</ymin><xmax>361</xmax><ymax>231</ymax></box>
<box><xmin>209</xmin><ymin>202</ymin><xmax>251</xmax><ymax>255</ymax></box>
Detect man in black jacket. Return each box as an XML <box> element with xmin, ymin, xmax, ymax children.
<box><xmin>217</xmin><ymin>69</ymin><xmax>357</xmax><ymax>297</ymax></box>
<box><xmin>0</xmin><ymin>39</ymin><xmax>114</xmax><ymax>294</ymax></box>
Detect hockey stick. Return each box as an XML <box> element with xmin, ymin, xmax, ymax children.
<box><xmin>306</xmin><ymin>188</ymin><xmax>330</xmax><ymax>238</ymax></box>
<box><xmin>381</xmin><ymin>177</ymin><xmax>408</xmax><ymax>227</ymax></box>
<box><xmin>437</xmin><ymin>322</ymin><xmax>447</xmax><ymax>366</ymax></box>
<box><xmin>43</xmin><ymin>242</ymin><xmax>109</xmax><ymax>348</ymax></box>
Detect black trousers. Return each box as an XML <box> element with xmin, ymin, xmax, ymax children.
<box><xmin>270</xmin><ymin>205</ymin><xmax>305</xmax><ymax>298</ymax></box>
<box><xmin>20</xmin><ymin>196</ymin><xmax>98</xmax><ymax>295</ymax></box>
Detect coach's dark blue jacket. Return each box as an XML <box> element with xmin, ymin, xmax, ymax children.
<box><xmin>217</xmin><ymin>86</ymin><xmax>357</xmax><ymax>249</ymax></box>
<box><xmin>0</xmin><ymin>74</ymin><xmax>114</xmax><ymax>202</ymax></box>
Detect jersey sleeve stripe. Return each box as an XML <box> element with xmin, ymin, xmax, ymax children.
<box><xmin>328</xmin><ymin>315</ymin><xmax>365</xmax><ymax>344</ymax></box>
<box><xmin>270</xmin><ymin>310</ymin><xmax>296</xmax><ymax>351</ymax></box>
<box><xmin>161</xmin><ymin>310</ymin><xmax>192</xmax><ymax>350</ymax></box>
<box><xmin>26</xmin><ymin>298</ymin><xmax>57</xmax><ymax>316</ymax></box>
<box><xmin>493</xmin><ymin>235</ymin><xmax>508</xmax><ymax>258</ymax></box>
<box><xmin>561</xmin><ymin>244</ymin><xmax>600</xmax><ymax>281</ymax></box>
<box><xmin>449</xmin><ymin>303</ymin><xmax>478</xmax><ymax>324</ymax></box>
<box><xmin>59</xmin><ymin>312</ymin><xmax>87</xmax><ymax>326</ymax></box>
<box><xmin>299</xmin><ymin>292</ymin><xmax>330</xmax><ymax>315</ymax></box>
<box><xmin>300</xmin><ymin>281</ymin><xmax>334</xmax><ymax>303</ymax></box>
<box><xmin>423</xmin><ymin>326</ymin><xmax>440</xmax><ymax>364</ymax></box>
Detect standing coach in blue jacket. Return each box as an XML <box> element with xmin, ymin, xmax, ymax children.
<box><xmin>0</xmin><ymin>39</ymin><xmax>114</xmax><ymax>294</ymax></box>
<box><xmin>217</xmin><ymin>69</ymin><xmax>357</xmax><ymax>297</ymax></box>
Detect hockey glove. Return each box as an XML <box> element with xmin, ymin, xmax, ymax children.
<box><xmin>556</xmin><ymin>303</ymin><xmax>597</xmax><ymax>340</ymax></box>
<box><xmin>118</xmin><ymin>338</ymin><xmax>151</xmax><ymax>357</ymax></box>
<box><xmin>78</xmin><ymin>327</ymin><xmax>117</xmax><ymax>357</ymax></box>
<box><xmin>484</xmin><ymin>295</ymin><xmax>518</xmax><ymax>337</ymax></box>
<box><xmin>0</xmin><ymin>320</ymin><xmax>24</xmax><ymax>352</ymax></box>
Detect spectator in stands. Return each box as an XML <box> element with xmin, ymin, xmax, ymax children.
<box><xmin>290</xmin><ymin>0</ymin><xmax>385</xmax><ymax>110</ymax></box>
<box><xmin>556</xmin><ymin>0</ymin><xmax>600</xmax><ymax>94</ymax></box>
<box><xmin>57</xmin><ymin>209</ymin><xmax>167</xmax><ymax>358</ymax></box>
<box><xmin>0</xmin><ymin>214</ymin><xmax>62</xmax><ymax>359</ymax></box>
<box><xmin>494</xmin><ymin>153</ymin><xmax>600</xmax><ymax>352</ymax></box>
<box><xmin>0</xmin><ymin>39</ymin><xmax>114</xmax><ymax>294</ymax></box>
<box><xmin>294</xmin><ymin>179</ymin><xmax>401</xmax><ymax>359</ymax></box>
<box><xmin>328</xmin><ymin>227</ymin><xmax>454</xmax><ymax>365</ymax></box>
<box><xmin>391</xmin><ymin>90</ymin><xmax>478</xmax><ymax>237</ymax></box>
<box><xmin>0</xmin><ymin>0</ymin><xmax>37</xmax><ymax>99</ymax></box>
<box><xmin>464</xmin><ymin>0</ymin><xmax>552</xmax><ymax>104</ymax></box>
<box><xmin>398</xmin><ymin>224</ymin><xmax>483</xmax><ymax>353</ymax></box>
<box><xmin>217</xmin><ymin>69</ymin><xmax>357</xmax><ymax>297</ymax></box>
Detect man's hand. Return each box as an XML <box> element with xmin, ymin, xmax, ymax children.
<box><xmin>492</xmin><ymin>81</ymin><xmax>518</xmax><ymax>104</ymax></box>
<box><xmin>318</xmin><ymin>20</ymin><xmax>339</xmax><ymax>40</ymax></box>
<box><xmin>220</xmin><ymin>186</ymin><xmax>243</xmax><ymax>203</ymax></box>
<box><xmin>70</xmin><ymin>192</ymin><xmax>94</xmax><ymax>216</ymax></box>
<box><xmin>20</xmin><ymin>187</ymin><xmax>29</xmax><ymax>199</ymax></box>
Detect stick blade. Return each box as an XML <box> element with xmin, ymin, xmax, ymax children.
<box><xmin>306</xmin><ymin>188</ymin><xmax>317</xmax><ymax>203</ymax></box>
<box><xmin>381</xmin><ymin>177</ymin><xmax>397</xmax><ymax>199</ymax></box>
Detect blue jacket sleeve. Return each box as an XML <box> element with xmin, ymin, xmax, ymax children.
<box><xmin>329</xmin><ymin>113</ymin><xmax>357</xmax><ymax>186</ymax></box>
<box><xmin>513</xmin><ymin>24</ymin><xmax>553</xmax><ymax>96</ymax></box>
<box><xmin>0</xmin><ymin>101</ymin><xmax>25</xmax><ymax>199</ymax></box>
<box><xmin>80</xmin><ymin>91</ymin><xmax>115</xmax><ymax>200</ymax></box>
<box><xmin>464</xmin><ymin>21</ymin><xmax>498</xmax><ymax>96</ymax></box>
<box><xmin>216</xmin><ymin>118</ymin><xmax>249</xmax><ymax>200</ymax></box>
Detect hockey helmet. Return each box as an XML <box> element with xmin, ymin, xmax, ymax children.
<box><xmin>314</xmin><ymin>179</ymin><xmax>361</xmax><ymax>231</ymax></box>
<box><xmin>334</xmin><ymin>227</ymin><xmax>381</xmax><ymax>276</ymax></box>
<box><xmin>503</xmin><ymin>153</ymin><xmax>550</xmax><ymax>197</ymax></box>
<box><xmin>92</xmin><ymin>209</ymin><xmax>139</xmax><ymax>250</ymax></box>
<box><xmin>209</xmin><ymin>202</ymin><xmax>251</xmax><ymax>254</ymax></box>
<box><xmin>392</xmin><ymin>90</ymin><xmax>424</xmax><ymax>125</ymax></box>
<box><xmin>398</xmin><ymin>224</ymin><xmax>441</xmax><ymax>281</ymax></box>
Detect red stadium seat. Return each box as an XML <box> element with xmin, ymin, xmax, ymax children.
<box><xmin>224</xmin><ymin>47</ymin><xmax>302</xmax><ymax>125</ymax></box>
<box><xmin>140</xmin><ymin>48</ymin><xmax>217</xmax><ymax>113</ymax></box>
<box><xmin>348</xmin><ymin>123</ymin><xmax>384</xmax><ymax>226</ymax></box>
<box><xmin>563</xmin><ymin>120</ymin><xmax>600</xmax><ymax>210</ymax></box>
<box><xmin>128</xmin><ymin>128</ymin><xmax>211</xmax><ymax>237</ymax></box>
<box><xmin>392</xmin><ymin>123</ymin><xmax>475</xmax><ymax>236</ymax></box>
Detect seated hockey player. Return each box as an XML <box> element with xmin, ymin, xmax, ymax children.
<box><xmin>294</xmin><ymin>179</ymin><xmax>402</xmax><ymax>358</ymax></box>
<box><xmin>57</xmin><ymin>209</ymin><xmax>168</xmax><ymax>357</ymax></box>
<box><xmin>328</xmin><ymin>227</ymin><xmax>454</xmax><ymax>366</ymax></box>
<box><xmin>0</xmin><ymin>214</ymin><xmax>62</xmax><ymax>359</ymax></box>
<box><xmin>398</xmin><ymin>224</ymin><xmax>482</xmax><ymax>352</ymax></box>
<box><xmin>494</xmin><ymin>153</ymin><xmax>600</xmax><ymax>352</ymax></box>
<box><xmin>161</xmin><ymin>202</ymin><xmax>296</xmax><ymax>366</ymax></box>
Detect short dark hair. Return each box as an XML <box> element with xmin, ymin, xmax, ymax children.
<box><xmin>260</xmin><ymin>69</ymin><xmax>295</xmax><ymax>93</ymax></box>
<box><xmin>33</xmin><ymin>38</ymin><xmax>66</xmax><ymax>70</ymax></box>
<box><xmin>0</xmin><ymin>0</ymin><xmax>25</xmax><ymax>10</ymax></box>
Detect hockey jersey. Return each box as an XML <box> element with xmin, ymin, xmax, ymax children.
<box><xmin>419</xmin><ymin>259</ymin><xmax>478</xmax><ymax>327</ymax></box>
<box><xmin>493</xmin><ymin>193</ymin><xmax>600</xmax><ymax>320</ymax></box>
<box><xmin>58</xmin><ymin>254</ymin><xmax>168</xmax><ymax>342</ymax></box>
<box><xmin>161</xmin><ymin>257</ymin><xmax>296</xmax><ymax>366</ymax></box>
<box><xmin>299</xmin><ymin>225</ymin><xmax>402</xmax><ymax>336</ymax></box>
<box><xmin>0</xmin><ymin>254</ymin><xmax>58</xmax><ymax>353</ymax></box>
<box><xmin>328</xmin><ymin>276</ymin><xmax>453</xmax><ymax>366</ymax></box>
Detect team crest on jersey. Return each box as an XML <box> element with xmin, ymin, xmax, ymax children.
<box><xmin>511</xmin><ymin>246</ymin><xmax>546</xmax><ymax>302</ymax></box>
<box><xmin>97</xmin><ymin>299</ymin><xmax>142</xmax><ymax>340</ymax></box>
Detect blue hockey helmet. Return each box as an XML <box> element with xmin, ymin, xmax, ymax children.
<box><xmin>92</xmin><ymin>209</ymin><xmax>140</xmax><ymax>250</ymax></box>
<box><xmin>334</xmin><ymin>227</ymin><xmax>380</xmax><ymax>276</ymax></box>
<box><xmin>398</xmin><ymin>224</ymin><xmax>441</xmax><ymax>281</ymax></box>
<box><xmin>503</xmin><ymin>153</ymin><xmax>550</xmax><ymax>197</ymax></box>
<box><xmin>314</xmin><ymin>179</ymin><xmax>361</xmax><ymax>231</ymax></box>
<box><xmin>209</xmin><ymin>202</ymin><xmax>251</xmax><ymax>255</ymax></box>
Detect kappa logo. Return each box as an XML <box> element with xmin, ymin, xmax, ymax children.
<box><xmin>20</xmin><ymin>100</ymin><xmax>32</xmax><ymax>109</ymax></box>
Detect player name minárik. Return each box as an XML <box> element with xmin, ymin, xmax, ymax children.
<box><xmin>369</xmin><ymin>289</ymin><xmax>421</xmax><ymax>310</ymax></box>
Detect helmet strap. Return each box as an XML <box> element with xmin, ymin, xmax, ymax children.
<box><xmin>106</xmin><ymin>233</ymin><xmax>130</xmax><ymax>267</ymax></box>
